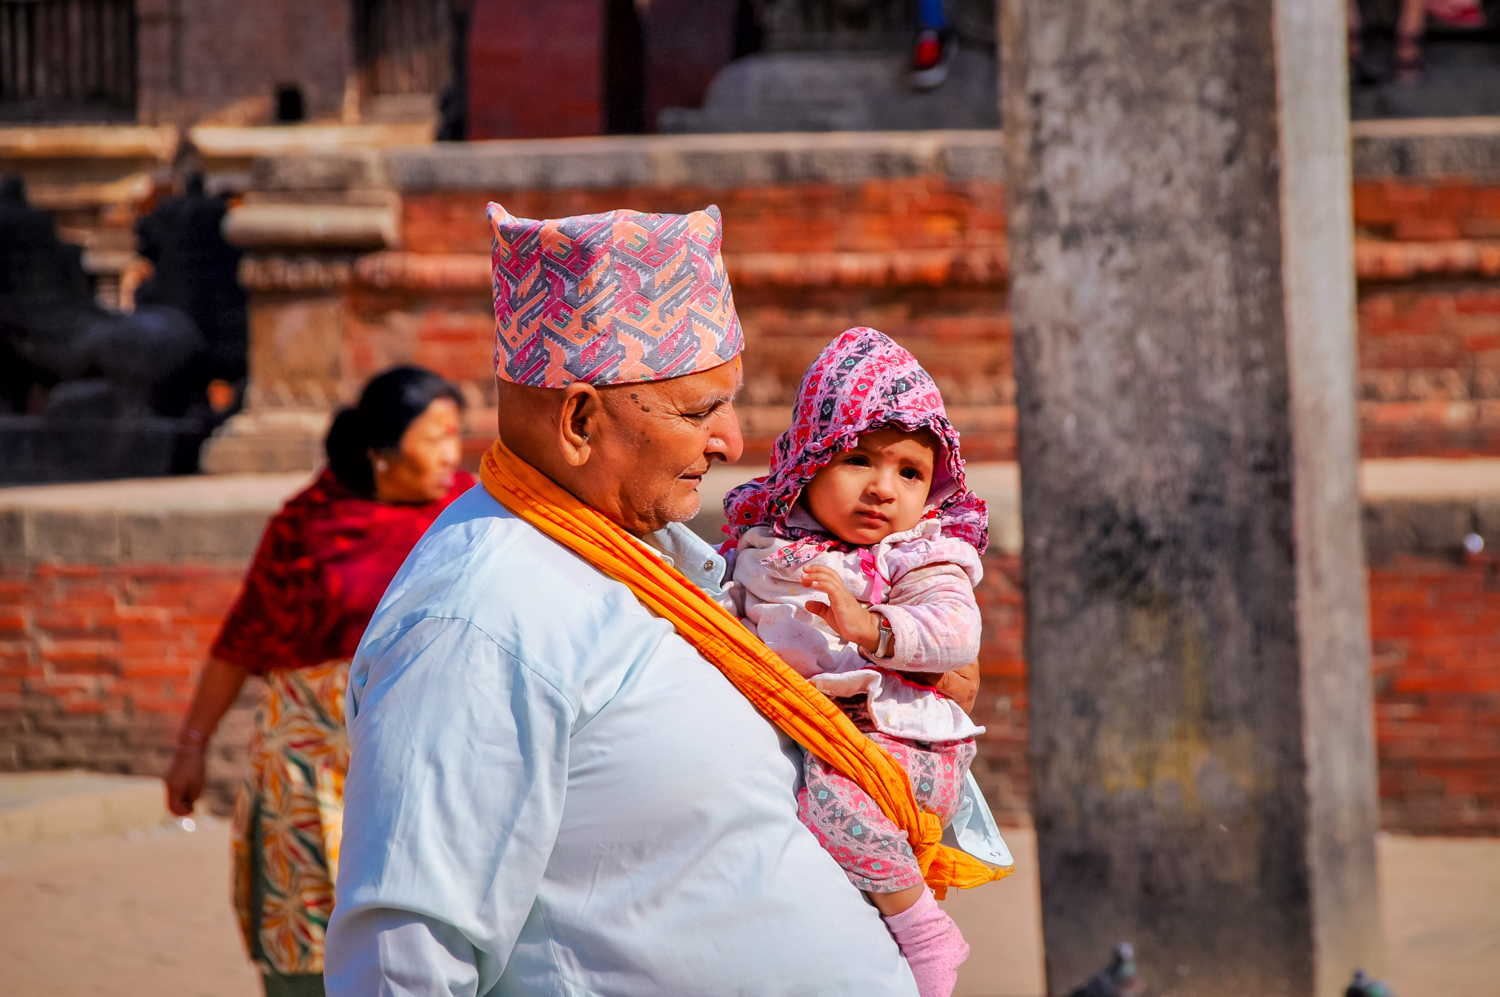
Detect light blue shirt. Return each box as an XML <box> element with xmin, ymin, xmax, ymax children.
<box><xmin>325</xmin><ymin>484</ymin><xmax>921</xmax><ymax>996</ymax></box>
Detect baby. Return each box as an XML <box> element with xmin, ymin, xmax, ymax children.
<box><xmin>722</xmin><ymin>328</ymin><xmax>993</xmax><ymax>997</ymax></box>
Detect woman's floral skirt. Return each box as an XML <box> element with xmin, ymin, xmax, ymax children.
<box><xmin>231</xmin><ymin>659</ymin><xmax>349</xmax><ymax>977</ymax></box>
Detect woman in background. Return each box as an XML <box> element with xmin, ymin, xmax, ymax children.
<box><xmin>163</xmin><ymin>366</ymin><xmax>473</xmax><ymax>997</ymax></box>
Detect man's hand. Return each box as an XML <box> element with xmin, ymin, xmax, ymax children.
<box><xmin>903</xmin><ymin>661</ymin><xmax>981</xmax><ymax>713</ymax></box>
<box><xmin>934</xmin><ymin>662</ymin><xmax>980</xmax><ymax>713</ymax></box>
<box><xmin>802</xmin><ymin>565</ymin><xmax>883</xmax><ymax>653</ymax></box>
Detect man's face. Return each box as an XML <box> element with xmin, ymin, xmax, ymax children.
<box><xmin>591</xmin><ymin>358</ymin><xmax>744</xmax><ymax>534</ymax></box>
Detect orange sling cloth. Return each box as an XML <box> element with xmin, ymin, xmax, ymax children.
<box><xmin>480</xmin><ymin>438</ymin><xmax>1009</xmax><ymax>897</ymax></box>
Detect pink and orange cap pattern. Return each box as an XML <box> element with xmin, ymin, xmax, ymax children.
<box><xmin>487</xmin><ymin>202</ymin><xmax>743</xmax><ymax>388</ymax></box>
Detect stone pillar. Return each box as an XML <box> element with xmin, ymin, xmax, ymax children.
<box><xmin>1002</xmin><ymin>2</ymin><xmax>1381</xmax><ymax>996</ymax></box>
<box><xmin>202</xmin><ymin>152</ymin><xmax>400</xmax><ymax>473</ymax></box>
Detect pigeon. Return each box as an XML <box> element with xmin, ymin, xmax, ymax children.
<box><xmin>1067</xmin><ymin>942</ymin><xmax>1145</xmax><ymax>997</ymax></box>
<box><xmin>1345</xmin><ymin>969</ymin><xmax>1395</xmax><ymax>997</ymax></box>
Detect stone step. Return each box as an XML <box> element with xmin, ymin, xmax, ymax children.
<box><xmin>6</xmin><ymin>459</ymin><xmax>1500</xmax><ymax>563</ymax></box>
<box><xmin>0</xmin><ymin>771</ymin><xmax>172</xmax><ymax>850</ymax></box>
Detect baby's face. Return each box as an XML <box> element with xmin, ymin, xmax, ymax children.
<box><xmin>803</xmin><ymin>427</ymin><xmax>939</xmax><ymax>546</ymax></box>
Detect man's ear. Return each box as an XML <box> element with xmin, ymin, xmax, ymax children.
<box><xmin>557</xmin><ymin>382</ymin><xmax>600</xmax><ymax>467</ymax></box>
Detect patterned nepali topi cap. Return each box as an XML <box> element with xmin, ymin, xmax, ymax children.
<box><xmin>487</xmin><ymin>202</ymin><xmax>743</xmax><ymax>388</ymax></box>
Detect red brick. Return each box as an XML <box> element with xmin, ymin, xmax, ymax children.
<box><xmin>43</xmin><ymin>643</ymin><xmax>118</xmax><ymax>675</ymax></box>
<box><xmin>36</xmin><ymin>563</ymin><xmax>103</xmax><ymax>579</ymax></box>
<box><xmin>129</xmin><ymin>695</ymin><xmax>191</xmax><ymax>715</ymax></box>
<box><xmin>116</xmin><ymin>659</ymin><xmax>194</xmax><ymax>679</ymax></box>
<box><xmin>51</xmin><ymin>584</ymin><xmax>119</xmax><ymax>609</ymax></box>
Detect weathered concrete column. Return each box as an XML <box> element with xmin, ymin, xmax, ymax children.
<box><xmin>1002</xmin><ymin>3</ymin><xmax>1381</xmax><ymax>996</ymax></box>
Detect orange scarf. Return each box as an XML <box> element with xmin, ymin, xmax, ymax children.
<box><xmin>480</xmin><ymin>439</ymin><xmax>1008</xmax><ymax>897</ymax></box>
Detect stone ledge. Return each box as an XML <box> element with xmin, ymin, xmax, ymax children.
<box><xmin>347</xmin><ymin>247</ymin><xmax>1011</xmax><ymax>292</ymax></box>
<box><xmin>0</xmin><ymin>772</ymin><xmax>170</xmax><ymax>848</ymax></box>
<box><xmin>0</xmin><ymin>507</ymin><xmax>280</xmax><ymax>565</ymax></box>
<box><xmin>222</xmin><ymin>120</ymin><xmax>1500</xmax><ymax>196</ymax></box>
<box><xmin>189</xmin><ymin>123</ymin><xmax>433</xmax><ymax>162</ymax></box>
<box><xmin>224</xmin><ymin>204</ymin><xmax>400</xmax><ymax>251</ymax></box>
<box><xmin>0</xmin><ymin>473</ymin><xmax>308</xmax><ymax>565</ymax></box>
<box><xmin>2</xmin><ymin>459</ymin><xmax>1497</xmax><ymax>565</ymax></box>
<box><xmin>1354</xmin><ymin>238</ymin><xmax>1500</xmax><ymax>280</ymax></box>
<box><xmin>0</xmin><ymin>125</ymin><xmax>178</xmax><ymax>161</ymax></box>
<box><xmin>198</xmin><ymin>411</ymin><xmax>333</xmax><ymax>475</ymax></box>
<box><xmin>1352</xmin><ymin>117</ymin><xmax>1500</xmax><ymax>180</ymax></box>
<box><xmin>382</xmin><ymin>130</ymin><xmax>1006</xmax><ymax>192</ymax></box>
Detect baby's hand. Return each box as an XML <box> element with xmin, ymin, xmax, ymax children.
<box><xmin>801</xmin><ymin>565</ymin><xmax>883</xmax><ymax>654</ymax></box>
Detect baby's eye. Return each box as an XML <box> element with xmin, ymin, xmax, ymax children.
<box><xmin>900</xmin><ymin>468</ymin><xmax>923</xmax><ymax>481</ymax></box>
<box><xmin>844</xmin><ymin>454</ymin><xmax>871</xmax><ymax>467</ymax></box>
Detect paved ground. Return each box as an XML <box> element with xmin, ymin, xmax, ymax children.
<box><xmin>0</xmin><ymin>816</ymin><xmax>260</xmax><ymax>997</ymax></box>
<box><xmin>1</xmin><ymin>814</ymin><xmax>1495</xmax><ymax>997</ymax></box>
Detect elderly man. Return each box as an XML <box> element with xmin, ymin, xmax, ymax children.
<box><xmin>324</xmin><ymin>204</ymin><xmax>985</xmax><ymax>996</ymax></box>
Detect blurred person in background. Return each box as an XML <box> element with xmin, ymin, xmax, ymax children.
<box><xmin>911</xmin><ymin>0</ymin><xmax>957</xmax><ymax>89</ymax></box>
<box><xmin>163</xmin><ymin>366</ymin><xmax>473</xmax><ymax>997</ymax></box>
<box><xmin>1349</xmin><ymin>0</ymin><xmax>1485</xmax><ymax>83</ymax></box>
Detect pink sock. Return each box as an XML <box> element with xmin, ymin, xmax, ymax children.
<box><xmin>882</xmin><ymin>887</ymin><xmax>969</xmax><ymax>997</ymax></box>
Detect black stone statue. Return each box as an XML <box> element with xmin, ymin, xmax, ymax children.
<box><xmin>0</xmin><ymin>173</ymin><xmax>245</xmax><ymax>483</ymax></box>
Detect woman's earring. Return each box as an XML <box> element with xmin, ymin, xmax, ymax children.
<box><xmin>376</xmin><ymin>460</ymin><xmax>389</xmax><ymax>473</ymax></box>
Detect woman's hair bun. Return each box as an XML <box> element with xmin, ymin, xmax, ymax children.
<box><xmin>325</xmin><ymin>407</ymin><xmax>376</xmax><ymax>496</ymax></box>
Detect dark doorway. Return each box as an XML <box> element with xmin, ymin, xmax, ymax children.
<box><xmin>603</xmin><ymin>0</ymin><xmax>645</xmax><ymax>133</ymax></box>
<box><xmin>274</xmin><ymin>85</ymin><xmax>305</xmax><ymax>123</ymax></box>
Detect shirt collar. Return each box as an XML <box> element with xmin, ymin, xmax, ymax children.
<box><xmin>639</xmin><ymin>521</ymin><xmax>727</xmax><ymax>594</ymax></box>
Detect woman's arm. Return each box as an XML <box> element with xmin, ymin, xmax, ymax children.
<box><xmin>162</xmin><ymin>657</ymin><xmax>250</xmax><ymax>816</ymax></box>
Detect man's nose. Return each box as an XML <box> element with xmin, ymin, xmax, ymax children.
<box><xmin>707</xmin><ymin>403</ymin><xmax>744</xmax><ymax>464</ymax></box>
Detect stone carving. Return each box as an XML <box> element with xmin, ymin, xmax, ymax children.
<box><xmin>239</xmin><ymin>255</ymin><xmax>356</xmax><ymax>291</ymax></box>
<box><xmin>354</xmin><ymin>251</ymin><xmax>490</xmax><ymax>291</ymax></box>
<box><xmin>0</xmin><ymin>175</ymin><xmax>219</xmax><ymax>483</ymax></box>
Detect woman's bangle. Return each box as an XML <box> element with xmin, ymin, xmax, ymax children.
<box><xmin>176</xmin><ymin>726</ymin><xmax>210</xmax><ymax>752</ymax></box>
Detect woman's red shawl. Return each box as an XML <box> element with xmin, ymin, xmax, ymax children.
<box><xmin>211</xmin><ymin>469</ymin><xmax>474</xmax><ymax>674</ymax></box>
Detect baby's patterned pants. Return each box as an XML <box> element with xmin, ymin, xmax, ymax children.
<box><xmin>797</xmin><ymin>724</ymin><xmax>977</xmax><ymax>893</ymax></box>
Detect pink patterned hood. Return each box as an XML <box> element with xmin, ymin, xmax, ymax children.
<box><xmin>723</xmin><ymin>327</ymin><xmax>988</xmax><ymax>559</ymax></box>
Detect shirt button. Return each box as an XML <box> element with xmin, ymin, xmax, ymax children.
<box><xmin>703</xmin><ymin>559</ymin><xmax>716</xmax><ymax>572</ymax></box>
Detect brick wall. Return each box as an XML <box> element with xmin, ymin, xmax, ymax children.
<box><xmin>245</xmin><ymin>137</ymin><xmax>1500</xmax><ymax>465</ymax></box>
<box><xmin>0</xmin><ymin>499</ymin><xmax>278</xmax><ymax>814</ymax></box>
<box><xmin>973</xmin><ymin>530</ymin><xmax>1500</xmax><ymax>832</ymax></box>
<box><xmin>0</xmin><ymin>561</ymin><xmax>256</xmax><ymax>814</ymax></box>
<box><xmin>1363</xmin><ymin>498</ymin><xmax>1500</xmax><ymax>835</ymax></box>
<box><xmin>5</xmin><ymin>493</ymin><xmax>1497</xmax><ymax>834</ymax></box>
<box><xmin>1370</xmin><ymin>555</ymin><xmax>1500</xmax><ymax>836</ymax></box>
<box><xmin>1354</xmin><ymin>176</ymin><xmax>1500</xmax><ymax>458</ymax></box>
<box><xmin>969</xmin><ymin>552</ymin><xmax>1030</xmax><ymax>820</ymax></box>
<box><xmin>338</xmin><ymin>171</ymin><xmax>1013</xmax><ymax>461</ymax></box>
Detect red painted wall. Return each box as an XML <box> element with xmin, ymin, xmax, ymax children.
<box><xmin>468</xmin><ymin>0</ymin><xmax>604</xmax><ymax>139</ymax></box>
